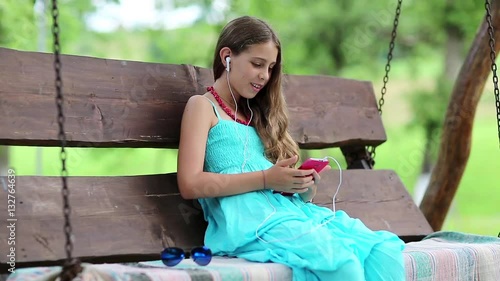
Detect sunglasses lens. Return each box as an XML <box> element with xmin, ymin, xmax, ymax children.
<box><xmin>191</xmin><ymin>246</ymin><xmax>212</xmax><ymax>266</ymax></box>
<box><xmin>161</xmin><ymin>247</ymin><xmax>185</xmax><ymax>267</ymax></box>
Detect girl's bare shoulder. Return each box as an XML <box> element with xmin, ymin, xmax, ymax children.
<box><xmin>183</xmin><ymin>94</ymin><xmax>217</xmax><ymax>126</ymax></box>
<box><xmin>184</xmin><ymin>94</ymin><xmax>212</xmax><ymax>112</ymax></box>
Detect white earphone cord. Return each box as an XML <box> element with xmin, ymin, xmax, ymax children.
<box><xmin>226</xmin><ymin>63</ymin><xmax>253</xmax><ymax>172</ymax></box>
<box><xmin>255</xmin><ymin>156</ymin><xmax>342</xmax><ymax>244</ymax></box>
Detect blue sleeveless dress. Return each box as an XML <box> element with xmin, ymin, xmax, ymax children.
<box><xmin>199</xmin><ymin>98</ymin><xmax>406</xmax><ymax>281</ymax></box>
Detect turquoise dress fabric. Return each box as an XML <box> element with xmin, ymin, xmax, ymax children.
<box><xmin>199</xmin><ymin>98</ymin><xmax>406</xmax><ymax>281</ymax></box>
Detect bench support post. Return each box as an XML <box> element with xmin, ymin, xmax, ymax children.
<box><xmin>341</xmin><ymin>146</ymin><xmax>374</xmax><ymax>169</ymax></box>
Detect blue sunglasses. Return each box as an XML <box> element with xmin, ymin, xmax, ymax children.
<box><xmin>160</xmin><ymin>246</ymin><xmax>212</xmax><ymax>267</ymax></box>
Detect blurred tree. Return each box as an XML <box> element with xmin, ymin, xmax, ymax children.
<box><xmin>407</xmin><ymin>0</ymin><xmax>484</xmax><ymax>204</ymax></box>
<box><xmin>0</xmin><ymin>0</ymin><xmax>120</xmax><ymax>53</ymax></box>
<box><xmin>170</xmin><ymin>0</ymin><xmax>385</xmax><ymax>75</ymax></box>
<box><xmin>0</xmin><ymin>0</ymin><xmax>37</xmax><ymax>49</ymax></box>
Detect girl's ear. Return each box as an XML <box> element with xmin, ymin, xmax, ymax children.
<box><xmin>219</xmin><ymin>47</ymin><xmax>232</xmax><ymax>67</ymax></box>
<box><xmin>219</xmin><ymin>47</ymin><xmax>231</xmax><ymax>72</ymax></box>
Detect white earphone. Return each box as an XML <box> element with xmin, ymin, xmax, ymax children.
<box><xmin>225</xmin><ymin>56</ymin><xmax>231</xmax><ymax>72</ymax></box>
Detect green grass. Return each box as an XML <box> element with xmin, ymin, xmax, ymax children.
<box><xmin>442</xmin><ymin>118</ymin><xmax>500</xmax><ymax>236</ymax></box>
<box><xmin>8</xmin><ymin>147</ymin><xmax>178</xmax><ymax>176</ymax></box>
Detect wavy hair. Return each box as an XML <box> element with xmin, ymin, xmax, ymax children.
<box><xmin>212</xmin><ymin>16</ymin><xmax>299</xmax><ymax>164</ymax></box>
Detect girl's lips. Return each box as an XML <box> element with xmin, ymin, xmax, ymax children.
<box><xmin>251</xmin><ymin>83</ymin><xmax>263</xmax><ymax>92</ymax></box>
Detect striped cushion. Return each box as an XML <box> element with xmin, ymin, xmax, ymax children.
<box><xmin>7</xmin><ymin>232</ymin><xmax>500</xmax><ymax>281</ymax></box>
<box><xmin>5</xmin><ymin>258</ymin><xmax>292</xmax><ymax>281</ymax></box>
<box><xmin>404</xmin><ymin>231</ymin><xmax>500</xmax><ymax>281</ymax></box>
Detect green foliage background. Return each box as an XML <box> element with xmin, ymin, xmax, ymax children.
<box><xmin>1</xmin><ymin>0</ymin><xmax>499</xmax><ymax>236</ymax></box>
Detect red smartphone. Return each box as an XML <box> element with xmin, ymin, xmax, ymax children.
<box><xmin>273</xmin><ymin>158</ymin><xmax>329</xmax><ymax>197</ymax></box>
<box><xmin>298</xmin><ymin>158</ymin><xmax>329</xmax><ymax>173</ymax></box>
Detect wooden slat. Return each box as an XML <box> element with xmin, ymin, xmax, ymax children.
<box><xmin>284</xmin><ymin>75</ymin><xmax>385</xmax><ymax>148</ymax></box>
<box><xmin>315</xmin><ymin>170</ymin><xmax>433</xmax><ymax>241</ymax></box>
<box><xmin>0</xmin><ymin>47</ymin><xmax>386</xmax><ymax>149</ymax></box>
<box><xmin>0</xmin><ymin>170</ymin><xmax>431</xmax><ymax>268</ymax></box>
<box><xmin>0</xmin><ymin>174</ymin><xmax>206</xmax><ymax>269</ymax></box>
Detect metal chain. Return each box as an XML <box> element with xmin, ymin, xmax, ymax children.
<box><xmin>485</xmin><ymin>0</ymin><xmax>500</xmax><ymax>148</ymax></box>
<box><xmin>367</xmin><ymin>0</ymin><xmax>404</xmax><ymax>163</ymax></box>
<box><xmin>51</xmin><ymin>1</ymin><xmax>81</xmax><ymax>280</ymax></box>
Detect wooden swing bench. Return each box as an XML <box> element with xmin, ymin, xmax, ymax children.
<box><xmin>1</xmin><ymin>47</ymin><xmax>499</xmax><ymax>280</ymax></box>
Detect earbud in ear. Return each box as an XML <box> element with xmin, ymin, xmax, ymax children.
<box><xmin>225</xmin><ymin>56</ymin><xmax>231</xmax><ymax>72</ymax></box>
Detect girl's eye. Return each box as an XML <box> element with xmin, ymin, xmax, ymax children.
<box><xmin>252</xmin><ymin>62</ymin><xmax>262</xmax><ymax>67</ymax></box>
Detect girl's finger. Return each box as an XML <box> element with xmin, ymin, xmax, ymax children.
<box><xmin>311</xmin><ymin>170</ymin><xmax>320</xmax><ymax>183</ymax></box>
<box><xmin>293</xmin><ymin>175</ymin><xmax>313</xmax><ymax>184</ymax></box>
<box><xmin>293</xmin><ymin>168</ymin><xmax>315</xmax><ymax>177</ymax></box>
<box><xmin>318</xmin><ymin>165</ymin><xmax>331</xmax><ymax>173</ymax></box>
<box><xmin>292</xmin><ymin>187</ymin><xmax>309</xmax><ymax>193</ymax></box>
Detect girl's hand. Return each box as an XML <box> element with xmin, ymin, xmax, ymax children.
<box><xmin>299</xmin><ymin>165</ymin><xmax>331</xmax><ymax>202</ymax></box>
<box><xmin>264</xmin><ymin>155</ymin><xmax>316</xmax><ymax>193</ymax></box>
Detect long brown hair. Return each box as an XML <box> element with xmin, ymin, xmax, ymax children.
<box><xmin>213</xmin><ymin>16</ymin><xmax>299</xmax><ymax>164</ymax></box>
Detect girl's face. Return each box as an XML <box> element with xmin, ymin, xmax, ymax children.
<box><xmin>229</xmin><ymin>41</ymin><xmax>278</xmax><ymax>99</ymax></box>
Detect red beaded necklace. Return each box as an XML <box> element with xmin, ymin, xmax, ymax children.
<box><xmin>207</xmin><ymin>86</ymin><xmax>250</xmax><ymax>125</ymax></box>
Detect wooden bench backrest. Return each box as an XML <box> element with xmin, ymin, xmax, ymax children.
<box><xmin>0</xmin><ymin>48</ymin><xmax>385</xmax><ymax>148</ymax></box>
<box><xmin>0</xmin><ymin>47</ymin><xmax>432</xmax><ymax>268</ymax></box>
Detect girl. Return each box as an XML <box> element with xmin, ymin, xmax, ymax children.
<box><xmin>177</xmin><ymin>15</ymin><xmax>405</xmax><ymax>281</ymax></box>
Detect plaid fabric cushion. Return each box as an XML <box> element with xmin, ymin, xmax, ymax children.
<box><xmin>404</xmin><ymin>231</ymin><xmax>500</xmax><ymax>281</ymax></box>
